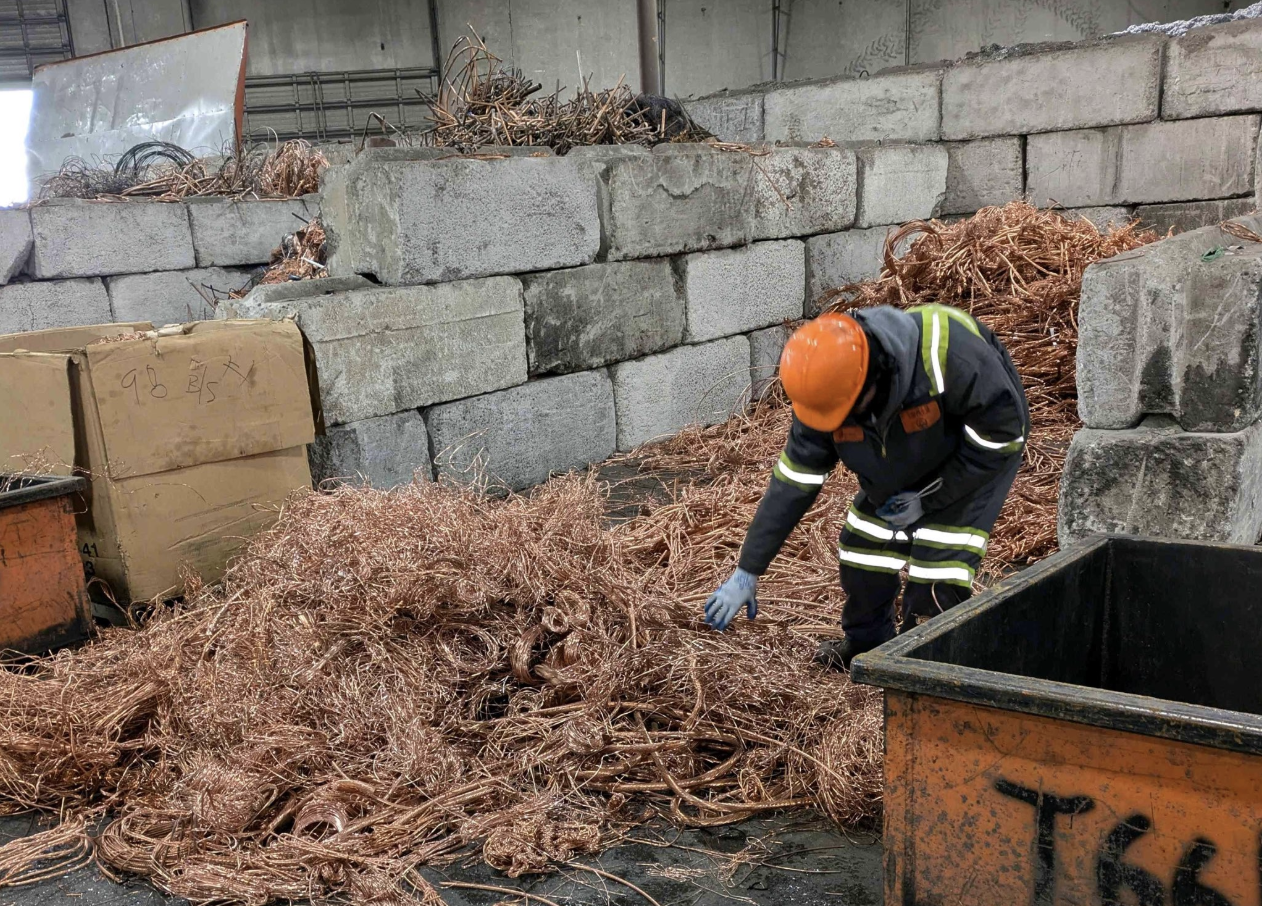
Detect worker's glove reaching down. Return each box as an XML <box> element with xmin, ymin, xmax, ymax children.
<box><xmin>876</xmin><ymin>491</ymin><xmax>925</xmax><ymax>529</ymax></box>
<box><xmin>705</xmin><ymin>568</ymin><xmax>758</xmax><ymax>630</ymax></box>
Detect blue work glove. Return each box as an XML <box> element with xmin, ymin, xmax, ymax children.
<box><xmin>704</xmin><ymin>568</ymin><xmax>758</xmax><ymax>630</ymax></box>
<box><xmin>876</xmin><ymin>491</ymin><xmax>924</xmax><ymax>529</ymax></box>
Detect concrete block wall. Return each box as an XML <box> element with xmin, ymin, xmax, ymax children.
<box><xmin>686</xmin><ymin>21</ymin><xmax>1262</xmax><ymax>283</ymax></box>
<box><xmin>223</xmin><ymin>141</ymin><xmax>907</xmax><ymax>491</ymax></box>
<box><xmin>0</xmin><ymin>196</ymin><xmax>319</xmax><ymax>329</ymax></box>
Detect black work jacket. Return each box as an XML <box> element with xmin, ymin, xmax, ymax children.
<box><xmin>738</xmin><ymin>304</ymin><xmax>1029</xmax><ymax>576</ymax></box>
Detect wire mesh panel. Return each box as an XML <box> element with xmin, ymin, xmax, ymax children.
<box><xmin>0</xmin><ymin>0</ymin><xmax>71</xmax><ymax>83</ymax></box>
<box><xmin>243</xmin><ymin>68</ymin><xmax>438</xmax><ymax>142</ymax></box>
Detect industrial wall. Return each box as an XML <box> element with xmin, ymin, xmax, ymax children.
<box><xmin>5</xmin><ymin>19</ymin><xmax>1262</xmax><ymax>498</ymax></box>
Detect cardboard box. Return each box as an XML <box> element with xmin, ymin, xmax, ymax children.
<box><xmin>0</xmin><ymin>320</ymin><xmax>315</xmax><ymax>601</ymax></box>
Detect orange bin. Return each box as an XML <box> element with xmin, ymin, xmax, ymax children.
<box><xmin>852</xmin><ymin>535</ymin><xmax>1262</xmax><ymax>906</ymax></box>
<box><xmin>0</xmin><ymin>475</ymin><xmax>92</xmax><ymax>653</ymax></box>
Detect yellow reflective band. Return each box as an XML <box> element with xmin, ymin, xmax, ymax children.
<box><xmin>912</xmin><ymin>526</ymin><xmax>987</xmax><ymax>551</ymax></box>
<box><xmin>907</xmin><ymin>563</ymin><xmax>973</xmax><ymax>584</ymax></box>
<box><xmin>838</xmin><ymin>548</ymin><xmax>907</xmax><ymax>572</ymax></box>
<box><xmin>846</xmin><ymin>508</ymin><xmax>909</xmax><ymax>543</ymax></box>
<box><xmin>965</xmin><ymin>424</ymin><xmax>1025</xmax><ymax>453</ymax></box>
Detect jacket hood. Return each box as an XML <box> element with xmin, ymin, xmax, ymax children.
<box><xmin>854</xmin><ymin>306</ymin><xmax>920</xmax><ymax>428</ymax></box>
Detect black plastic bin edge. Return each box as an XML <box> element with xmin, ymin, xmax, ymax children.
<box><xmin>850</xmin><ymin>534</ymin><xmax>1262</xmax><ymax>758</ymax></box>
<box><xmin>0</xmin><ymin>475</ymin><xmax>88</xmax><ymax>510</ymax></box>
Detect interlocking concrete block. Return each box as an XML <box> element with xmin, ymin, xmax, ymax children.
<box><xmin>683</xmin><ymin>92</ymin><xmax>765</xmax><ymax>143</ymax></box>
<box><xmin>1136</xmin><ymin>198</ymin><xmax>1256</xmax><ymax>235</ymax></box>
<box><xmin>219</xmin><ymin>275</ymin><xmax>528</xmax><ymax>426</ymax></box>
<box><xmin>681</xmin><ymin>240</ymin><xmax>805</xmax><ymax>342</ymax></box>
<box><xmin>1165</xmin><ymin>20</ymin><xmax>1262</xmax><ymax>118</ymax></box>
<box><xmin>29</xmin><ymin>200</ymin><xmax>194</xmax><ymax>278</ymax></box>
<box><xmin>426</xmin><ymin>370</ymin><xmax>616</xmax><ymax>491</ymax></box>
<box><xmin>0</xmin><ymin>278</ymin><xmax>110</xmax><ymax>334</ymax></box>
<box><xmin>0</xmin><ymin>208</ymin><xmax>31</xmax><ymax>284</ymax></box>
<box><xmin>942</xmin><ymin>36</ymin><xmax>1163</xmax><ymax>140</ymax></box>
<box><xmin>522</xmin><ymin>259</ymin><xmax>683</xmax><ymax>375</ymax></box>
<box><xmin>611</xmin><ymin>335</ymin><xmax>750</xmax><ymax>450</ymax></box>
<box><xmin>805</xmin><ymin>227</ymin><xmax>901</xmax><ymax>310</ymax></box>
<box><xmin>323</xmin><ymin>153</ymin><xmax>600</xmax><ymax>284</ymax></box>
<box><xmin>1078</xmin><ymin>217</ymin><xmax>1262</xmax><ymax>432</ymax></box>
<box><xmin>604</xmin><ymin>146</ymin><xmax>856</xmax><ymax>260</ymax></box>
<box><xmin>1061</xmin><ymin>207</ymin><xmax>1134</xmax><ymax>231</ymax></box>
<box><xmin>856</xmin><ymin>144</ymin><xmax>948</xmax><ymax>228</ymax></box>
<box><xmin>1027</xmin><ymin>116</ymin><xmax>1259</xmax><ymax>207</ymax></box>
<box><xmin>764</xmin><ymin>68</ymin><xmax>941</xmax><ymax>144</ymax></box>
<box><xmin>1058</xmin><ymin>419</ymin><xmax>1262</xmax><ymax>547</ymax></box>
<box><xmin>943</xmin><ymin>138</ymin><xmax>1023</xmax><ymax>215</ymax></box>
<box><xmin>106</xmin><ymin>267</ymin><xmax>254</xmax><ymax>325</ymax></box>
<box><xmin>750</xmin><ymin>324</ymin><xmax>791</xmax><ymax>399</ymax></box>
<box><xmin>187</xmin><ymin>195</ymin><xmax>320</xmax><ymax>267</ymax></box>
<box><xmin>308</xmin><ymin>410</ymin><xmax>432</xmax><ymax>488</ymax></box>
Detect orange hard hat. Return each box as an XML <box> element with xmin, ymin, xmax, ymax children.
<box><xmin>779</xmin><ymin>312</ymin><xmax>869</xmax><ymax>431</ymax></box>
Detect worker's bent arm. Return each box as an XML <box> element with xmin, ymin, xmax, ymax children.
<box><xmin>921</xmin><ymin>325</ymin><xmax>1028</xmax><ymax>514</ymax></box>
<box><xmin>738</xmin><ymin>415</ymin><xmax>840</xmax><ymax>575</ymax></box>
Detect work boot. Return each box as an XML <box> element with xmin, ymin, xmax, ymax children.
<box><xmin>814</xmin><ymin>636</ymin><xmax>875</xmax><ymax>672</ymax></box>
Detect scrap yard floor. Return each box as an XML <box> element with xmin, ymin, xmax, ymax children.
<box><xmin>0</xmin><ymin>462</ymin><xmax>884</xmax><ymax>906</ymax></box>
<box><xmin>0</xmin><ymin>814</ymin><xmax>883</xmax><ymax>906</ymax></box>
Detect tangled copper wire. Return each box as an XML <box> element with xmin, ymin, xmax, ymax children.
<box><xmin>0</xmin><ymin>203</ymin><xmax>1158</xmax><ymax>905</ymax></box>
<box><xmin>422</xmin><ymin>33</ymin><xmax>708</xmax><ymax>154</ymax></box>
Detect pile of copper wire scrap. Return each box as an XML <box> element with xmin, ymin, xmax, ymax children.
<box><xmin>229</xmin><ymin>218</ymin><xmax>328</xmax><ymax>299</ymax></box>
<box><xmin>37</xmin><ymin>139</ymin><xmax>328</xmax><ymax>202</ymax></box>
<box><xmin>0</xmin><ymin>202</ymin><xmax>1158</xmax><ymax>906</ymax></box>
<box><xmin>421</xmin><ymin>33</ymin><xmax>710</xmax><ymax>154</ymax></box>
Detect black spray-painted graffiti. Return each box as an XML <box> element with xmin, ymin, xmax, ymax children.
<box><xmin>995</xmin><ymin>779</ymin><xmax>1246</xmax><ymax>906</ymax></box>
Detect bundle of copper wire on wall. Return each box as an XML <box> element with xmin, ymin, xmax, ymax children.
<box><xmin>0</xmin><ymin>203</ymin><xmax>1158</xmax><ymax>905</ymax></box>
<box><xmin>37</xmin><ymin>139</ymin><xmax>328</xmax><ymax>202</ymax></box>
<box><xmin>229</xmin><ymin>218</ymin><xmax>328</xmax><ymax>298</ymax></box>
<box><xmin>422</xmin><ymin>33</ymin><xmax>708</xmax><ymax>154</ymax></box>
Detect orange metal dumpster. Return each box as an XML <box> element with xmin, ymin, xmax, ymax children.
<box><xmin>851</xmin><ymin>535</ymin><xmax>1262</xmax><ymax>906</ymax></box>
<box><xmin>0</xmin><ymin>475</ymin><xmax>92</xmax><ymax>652</ymax></box>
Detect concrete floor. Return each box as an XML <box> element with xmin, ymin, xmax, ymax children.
<box><xmin>0</xmin><ymin>814</ymin><xmax>884</xmax><ymax>906</ymax></box>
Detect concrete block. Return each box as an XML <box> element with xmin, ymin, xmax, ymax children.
<box><xmin>106</xmin><ymin>267</ymin><xmax>254</xmax><ymax>325</ymax></box>
<box><xmin>219</xmin><ymin>275</ymin><xmax>528</xmax><ymax>426</ymax></box>
<box><xmin>1136</xmin><ymin>198</ymin><xmax>1256</xmax><ymax>235</ymax></box>
<box><xmin>0</xmin><ymin>208</ymin><xmax>31</xmax><ymax>284</ymax></box>
<box><xmin>763</xmin><ymin>69</ymin><xmax>941</xmax><ymax>144</ymax></box>
<box><xmin>681</xmin><ymin>240</ymin><xmax>805</xmax><ymax>343</ymax></box>
<box><xmin>683</xmin><ymin>92</ymin><xmax>765</xmax><ymax>143</ymax></box>
<box><xmin>323</xmin><ymin>154</ymin><xmax>600</xmax><ymax>284</ymax></box>
<box><xmin>242</xmin><ymin>275</ymin><xmax>372</xmax><ymax>305</ymax></box>
<box><xmin>942</xmin><ymin>36</ymin><xmax>1163</xmax><ymax>140</ymax></box>
<box><xmin>805</xmin><ymin>227</ymin><xmax>901</xmax><ymax>309</ymax></box>
<box><xmin>611</xmin><ymin>335</ymin><xmax>750</xmax><ymax>450</ymax></box>
<box><xmin>1165</xmin><ymin>20</ymin><xmax>1262</xmax><ymax>118</ymax></box>
<box><xmin>750</xmin><ymin>324</ymin><xmax>791</xmax><ymax>399</ymax></box>
<box><xmin>522</xmin><ymin>259</ymin><xmax>683</xmax><ymax>376</ymax></box>
<box><xmin>187</xmin><ymin>195</ymin><xmax>320</xmax><ymax>267</ymax></box>
<box><xmin>604</xmin><ymin>146</ymin><xmax>857</xmax><ymax>260</ymax></box>
<box><xmin>1078</xmin><ymin>217</ymin><xmax>1262</xmax><ymax>432</ymax></box>
<box><xmin>943</xmin><ymin>138</ymin><xmax>1023</xmax><ymax>215</ymax></box>
<box><xmin>29</xmin><ymin>201</ymin><xmax>194</xmax><ymax>278</ymax></box>
<box><xmin>426</xmin><ymin>370</ymin><xmax>616</xmax><ymax>491</ymax></box>
<box><xmin>0</xmin><ymin>278</ymin><xmax>110</xmax><ymax>334</ymax></box>
<box><xmin>1061</xmin><ymin>207</ymin><xmax>1134</xmax><ymax>231</ymax></box>
<box><xmin>1027</xmin><ymin>117</ymin><xmax>1259</xmax><ymax>207</ymax></box>
<box><xmin>308</xmin><ymin>410</ymin><xmax>432</xmax><ymax>488</ymax></box>
<box><xmin>1058</xmin><ymin>420</ymin><xmax>1262</xmax><ymax>547</ymax></box>
<box><xmin>855</xmin><ymin>144</ymin><xmax>948</xmax><ymax>228</ymax></box>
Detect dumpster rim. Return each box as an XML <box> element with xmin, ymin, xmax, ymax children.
<box><xmin>0</xmin><ymin>474</ymin><xmax>87</xmax><ymax>511</ymax></box>
<box><xmin>850</xmin><ymin>534</ymin><xmax>1262</xmax><ymax>757</ymax></box>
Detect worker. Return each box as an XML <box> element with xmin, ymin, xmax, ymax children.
<box><xmin>704</xmin><ymin>305</ymin><xmax>1029</xmax><ymax>669</ymax></box>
